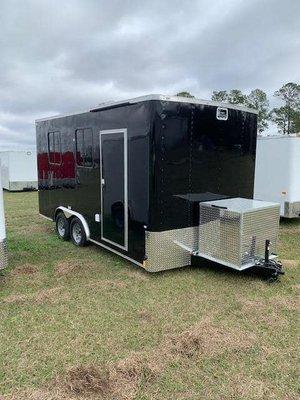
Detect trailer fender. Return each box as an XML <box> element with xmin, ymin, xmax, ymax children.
<box><xmin>55</xmin><ymin>207</ymin><xmax>90</xmax><ymax>239</ymax></box>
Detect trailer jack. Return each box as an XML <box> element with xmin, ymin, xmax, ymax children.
<box><xmin>254</xmin><ymin>240</ymin><xmax>284</xmax><ymax>282</ymax></box>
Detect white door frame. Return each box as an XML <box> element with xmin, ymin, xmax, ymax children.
<box><xmin>99</xmin><ymin>128</ymin><xmax>128</xmax><ymax>251</ymax></box>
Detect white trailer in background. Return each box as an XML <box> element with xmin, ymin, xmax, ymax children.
<box><xmin>0</xmin><ymin>150</ymin><xmax>37</xmax><ymax>191</ymax></box>
<box><xmin>0</xmin><ymin>163</ymin><xmax>8</xmax><ymax>269</ymax></box>
<box><xmin>254</xmin><ymin>135</ymin><xmax>300</xmax><ymax>218</ymax></box>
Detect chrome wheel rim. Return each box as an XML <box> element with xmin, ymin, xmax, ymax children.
<box><xmin>57</xmin><ymin>218</ymin><xmax>65</xmax><ymax>236</ymax></box>
<box><xmin>72</xmin><ymin>222</ymin><xmax>82</xmax><ymax>244</ymax></box>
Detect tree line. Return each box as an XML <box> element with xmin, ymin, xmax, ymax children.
<box><xmin>176</xmin><ymin>82</ymin><xmax>300</xmax><ymax>134</ymax></box>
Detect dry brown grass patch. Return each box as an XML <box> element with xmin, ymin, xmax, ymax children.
<box><xmin>55</xmin><ymin>259</ymin><xmax>100</xmax><ymax>277</ymax></box>
<box><xmin>281</xmin><ymin>259</ymin><xmax>299</xmax><ymax>268</ymax></box>
<box><xmin>110</xmin><ymin>353</ymin><xmax>161</xmax><ymax>400</ymax></box>
<box><xmin>3</xmin><ymin>293</ymin><xmax>29</xmax><ymax>304</ymax></box>
<box><xmin>11</xmin><ymin>264</ymin><xmax>38</xmax><ymax>276</ymax></box>
<box><xmin>2</xmin><ymin>388</ymin><xmax>78</xmax><ymax>400</ymax></box>
<box><xmin>123</xmin><ymin>268</ymin><xmax>149</xmax><ymax>281</ymax></box>
<box><xmin>2</xmin><ymin>318</ymin><xmax>258</xmax><ymax>400</ymax></box>
<box><xmin>272</xmin><ymin>296</ymin><xmax>299</xmax><ymax>311</ymax></box>
<box><xmin>238</xmin><ymin>294</ymin><xmax>298</xmax><ymax>314</ymax></box>
<box><xmin>169</xmin><ymin>321</ymin><xmax>255</xmax><ymax>358</ymax></box>
<box><xmin>208</xmin><ymin>373</ymin><xmax>267</xmax><ymax>400</ymax></box>
<box><xmin>59</xmin><ymin>364</ymin><xmax>110</xmax><ymax>396</ymax></box>
<box><xmin>3</xmin><ymin>286</ymin><xmax>66</xmax><ymax>305</ymax></box>
<box><xmin>236</xmin><ymin>296</ymin><xmax>290</xmax><ymax>327</ymax></box>
<box><xmin>138</xmin><ymin>309</ymin><xmax>153</xmax><ymax>322</ymax></box>
<box><xmin>34</xmin><ymin>286</ymin><xmax>65</xmax><ymax>304</ymax></box>
<box><xmin>86</xmin><ymin>279</ymin><xmax>127</xmax><ymax>290</ymax></box>
<box><xmin>17</xmin><ymin>224</ymin><xmax>53</xmax><ymax>235</ymax></box>
<box><xmin>57</xmin><ymin>355</ymin><xmax>160</xmax><ymax>400</ymax></box>
<box><xmin>237</xmin><ymin>297</ymin><xmax>266</xmax><ymax>311</ymax></box>
<box><xmin>54</xmin><ymin>260</ymin><xmax>81</xmax><ymax>276</ymax></box>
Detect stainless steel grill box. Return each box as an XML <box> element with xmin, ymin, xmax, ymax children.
<box><xmin>197</xmin><ymin>198</ymin><xmax>280</xmax><ymax>270</ymax></box>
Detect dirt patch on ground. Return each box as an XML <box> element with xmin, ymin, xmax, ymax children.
<box><xmin>58</xmin><ymin>365</ymin><xmax>110</xmax><ymax>396</ymax></box>
<box><xmin>11</xmin><ymin>264</ymin><xmax>38</xmax><ymax>276</ymax></box>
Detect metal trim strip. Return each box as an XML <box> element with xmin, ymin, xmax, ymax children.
<box><xmin>35</xmin><ymin>94</ymin><xmax>258</xmax><ymax>122</ymax></box>
<box><xmin>39</xmin><ymin>213</ymin><xmax>53</xmax><ymax>221</ymax></box>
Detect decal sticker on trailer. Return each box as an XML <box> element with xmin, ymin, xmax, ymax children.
<box><xmin>216</xmin><ymin>107</ymin><xmax>228</xmax><ymax>121</ymax></box>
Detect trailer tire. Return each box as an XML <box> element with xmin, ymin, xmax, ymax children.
<box><xmin>70</xmin><ymin>217</ymin><xmax>87</xmax><ymax>247</ymax></box>
<box><xmin>55</xmin><ymin>212</ymin><xmax>70</xmax><ymax>241</ymax></box>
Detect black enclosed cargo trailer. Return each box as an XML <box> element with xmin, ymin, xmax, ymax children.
<box><xmin>36</xmin><ymin>94</ymin><xmax>283</xmax><ymax>276</ymax></box>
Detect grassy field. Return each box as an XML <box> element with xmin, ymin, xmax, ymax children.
<box><xmin>0</xmin><ymin>191</ymin><xmax>299</xmax><ymax>400</ymax></box>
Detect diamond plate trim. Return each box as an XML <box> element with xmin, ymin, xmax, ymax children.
<box><xmin>0</xmin><ymin>239</ymin><xmax>8</xmax><ymax>269</ymax></box>
<box><xmin>198</xmin><ymin>206</ymin><xmax>242</xmax><ymax>267</ymax></box>
<box><xmin>145</xmin><ymin>227</ymin><xmax>198</xmax><ymax>272</ymax></box>
<box><xmin>241</xmin><ymin>207</ymin><xmax>280</xmax><ymax>263</ymax></box>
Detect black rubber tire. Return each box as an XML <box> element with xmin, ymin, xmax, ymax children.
<box><xmin>55</xmin><ymin>212</ymin><xmax>70</xmax><ymax>241</ymax></box>
<box><xmin>70</xmin><ymin>217</ymin><xmax>87</xmax><ymax>247</ymax></box>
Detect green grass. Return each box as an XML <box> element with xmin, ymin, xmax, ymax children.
<box><xmin>0</xmin><ymin>192</ymin><xmax>299</xmax><ymax>399</ymax></box>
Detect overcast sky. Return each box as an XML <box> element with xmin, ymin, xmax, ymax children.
<box><xmin>0</xmin><ymin>0</ymin><xmax>299</xmax><ymax>150</ymax></box>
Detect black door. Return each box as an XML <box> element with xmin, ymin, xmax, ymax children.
<box><xmin>100</xmin><ymin>129</ymin><xmax>128</xmax><ymax>250</ymax></box>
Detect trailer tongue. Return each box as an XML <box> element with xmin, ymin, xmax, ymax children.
<box><xmin>148</xmin><ymin>196</ymin><xmax>284</xmax><ymax>280</ymax></box>
<box><xmin>192</xmin><ymin>198</ymin><xmax>284</xmax><ymax>280</ymax></box>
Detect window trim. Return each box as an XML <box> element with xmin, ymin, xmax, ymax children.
<box><xmin>75</xmin><ymin>127</ymin><xmax>94</xmax><ymax>168</ymax></box>
<box><xmin>48</xmin><ymin>131</ymin><xmax>62</xmax><ymax>165</ymax></box>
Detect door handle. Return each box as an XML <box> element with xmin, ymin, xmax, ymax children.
<box><xmin>101</xmin><ymin>178</ymin><xmax>105</xmax><ymax>186</ymax></box>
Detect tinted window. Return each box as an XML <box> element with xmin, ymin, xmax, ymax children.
<box><xmin>48</xmin><ymin>131</ymin><xmax>61</xmax><ymax>164</ymax></box>
<box><xmin>75</xmin><ymin>128</ymin><xmax>93</xmax><ymax>167</ymax></box>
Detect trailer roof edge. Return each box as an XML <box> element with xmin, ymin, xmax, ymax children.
<box><xmin>90</xmin><ymin>94</ymin><xmax>258</xmax><ymax>114</ymax></box>
<box><xmin>35</xmin><ymin>94</ymin><xmax>258</xmax><ymax>122</ymax></box>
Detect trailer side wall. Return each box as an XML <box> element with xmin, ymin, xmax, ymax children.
<box><xmin>36</xmin><ymin>102</ymin><xmax>152</xmax><ymax>264</ymax></box>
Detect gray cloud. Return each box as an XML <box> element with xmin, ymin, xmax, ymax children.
<box><xmin>0</xmin><ymin>0</ymin><xmax>299</xmax><ymax>150</ymax></box>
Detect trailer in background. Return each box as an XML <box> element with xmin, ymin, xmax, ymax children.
<box><xmin>0</xmin><ymin>151</ymin><xmax>38</xmax><ymax>191</ymax></box>
<box><xmin>254</xmin><ymin>135</ymin><xmax>300</xmax><ymax>218</ymax></box>
<box><xmin>0</xmin><ymin>163</ymin><xmax>8</xmax><ymax>269</ymax></box>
